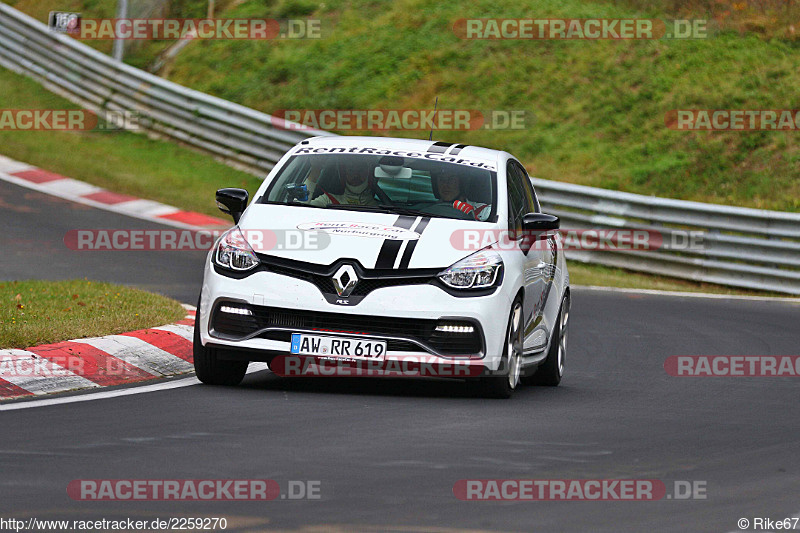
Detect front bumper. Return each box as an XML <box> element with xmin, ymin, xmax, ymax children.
<box><xmin>200</xmin><ymin>262</ymin><xmax>514</xmax><ymax>372</ymax></box>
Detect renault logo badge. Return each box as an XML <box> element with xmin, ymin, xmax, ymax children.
<box><xmin>332</xmin><ymin>265</ymin><xmax>358</xmax><ymax>297</ymax></box>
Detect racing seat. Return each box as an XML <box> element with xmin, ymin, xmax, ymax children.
<box><xmin>463</xmin><ymin>172</ymin><xmax>492</xmax><ymax>205</ymax></box>
<box><xmin>309</xmin><ymin>165</ymin><xmax>344</xmax><ymax>201</ymax></box>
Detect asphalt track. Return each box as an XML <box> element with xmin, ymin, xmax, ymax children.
<box><xmin>1</xmin><ymin>178</ymin><xmax>799</xmax><ymax>532</ymax></box>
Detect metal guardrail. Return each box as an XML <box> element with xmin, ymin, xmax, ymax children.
<box><xmin>534</xmin><ymin>179</ymin><xmax>800</xmax><ymax>294</ymax></box>
<box><xmin>0</xmin><ymin>3</ymin><xmax>331</xmax><ymax>175</ymax></box>
<box><xmin>1</xmin><ymin>3</ymin><xmax>799</xmax><ymax>295</ymax></box>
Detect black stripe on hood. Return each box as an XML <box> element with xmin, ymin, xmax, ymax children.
<box><xmin>374</xmin><ymin>215</ymin><xmax>417</xmax><ymax>269</ymax></box>
<box><xmin>398</xmin><ymin>217</ymin><xmax>430</xmax><ymax>270</ymax></box>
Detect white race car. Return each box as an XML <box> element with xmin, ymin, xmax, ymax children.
<box><xmin>195</xmin><ymin>136</ymin><xmax>569</xmax><ymax>398</ymax></box>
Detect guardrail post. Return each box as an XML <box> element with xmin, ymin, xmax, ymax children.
<box><xmin>111</xmin><ymin>0</ymin><xmax>128</xmax><ymax>62</ymax></box>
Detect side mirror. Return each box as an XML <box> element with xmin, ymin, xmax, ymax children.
<box><xmin>216</xmin><ymin>188</ymin><xmax>249</xmax><ymax>223</ymax></box>
<box><xmin>522</xmin><ymin>213</ymin><xmax>559</xmax><ymax>232</ymax></box>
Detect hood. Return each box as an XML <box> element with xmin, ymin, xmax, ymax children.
<box><xmin>238</xmin><ymin>204</ymin><xmax>498</xmax><ymax>270</ymax></box>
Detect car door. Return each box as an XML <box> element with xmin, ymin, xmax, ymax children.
<box><xmin>506</xmin><ymin>160</ymin><xmax>549</xmax><ymax>353</ymax></box>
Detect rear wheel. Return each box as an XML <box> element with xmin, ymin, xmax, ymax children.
<box><xmin>528</xmin><ymin>293</ymin><xmax>569</xmax><ymax>386</ymax></box>
<box><xmin>193</xmin><ymin>298</ymin><xmax>248</xmax><ymax>386</ymax></box>
<box><xmin>479</xmin><ymin>299</ymin><xmax>523</xmax><ymax>399</ymax></box>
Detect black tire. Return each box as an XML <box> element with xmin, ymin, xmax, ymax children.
<box><xmin>193</xmin><ymin>298</ymin><xmax>248</xmax><ymax>386</ymax></box>
<box><xmin>479</xmin><ymin>298</ymin><xmax>523</xmax><ymax>399</ymax></box>
<box><xmin>528</xmin><ymin>293</ymin><xmax>569</xmax><ymax>386</ymax></box>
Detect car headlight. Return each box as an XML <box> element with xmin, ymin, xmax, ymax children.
<box><xmin>213</xmin><ymin>227</ymin><xmax>259</xmax><ymax>271</ymax></box>
<box><xmin>438</xmin><ymin>250</ymin><xmax>503</xmax><ymax>289</ymax></box>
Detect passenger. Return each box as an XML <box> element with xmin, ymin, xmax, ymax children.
<box><xmin>434</xmin><ymin>172</ymin><xmax>491</xmax><ymax>221</ymax></box>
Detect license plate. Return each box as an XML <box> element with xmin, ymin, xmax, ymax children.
<box><xmin>290</xmin><ymin>333</ymin><xmax>387</xmax><ymax>360</ymax></box>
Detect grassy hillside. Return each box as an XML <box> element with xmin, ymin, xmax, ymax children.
<box><xmin>167</xmin><ymin>0</ymin><xmax>798</xmax><ymax>211</ymax></box>
<box><xmin>6</xmin><ymin>0</ymin><xmax>800</xmax><ymax>212</ymax></box>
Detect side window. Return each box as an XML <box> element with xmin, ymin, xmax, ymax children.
<box><xmin>511</xmin><ymin>161</ymin><xmax>540</xmax><ymax>213</ymax></box>
<box><xmin>506</xmin><ymin>161</ymin><xmax>526</xmax><ymax>237</ymax></box>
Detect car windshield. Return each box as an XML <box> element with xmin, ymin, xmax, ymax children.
<box><xmin>261</xmin><ymin>153</ymin><xmax>497</xmax><ymax>222</ymax></box>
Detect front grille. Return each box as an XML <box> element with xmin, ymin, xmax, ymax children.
<box><xmin>348</xmin><ymin>276</ymin><xmax>431</xmax><ymax>296</ymax></box>
<box><xmin>211</xmin><ymin>302</ymin><xmax>483</xmax><ymax>356</ymax></box>
<box><xmin>259</xmin><ymin>254</ymin><xmax>437</xmax><ymax>299</ymax></box>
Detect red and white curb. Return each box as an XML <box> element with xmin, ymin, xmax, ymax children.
<box><xmin>0</xmin><ymin>154</ymin><xmax>230</xmax><ymax>230</ymax></box>
<box><xmin>0</xmin><ymin>305</ymin><xmax>197</xmax><ymax>401</ymax></box>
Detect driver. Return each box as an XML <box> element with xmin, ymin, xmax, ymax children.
<box><xmin>310</xmin><ymin>159</ymin><xmax>379</xmax><ymax>207</ymax></box>
<box><xmin>434</xmin><ymin>172</ymin><xmax>491</xmax><ymax>221</ymax></box>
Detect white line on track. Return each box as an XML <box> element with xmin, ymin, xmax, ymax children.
<box><xmin>0</xmin><ymin>364</ymin><xmax>269</xmax><ymax>412</ymax></box>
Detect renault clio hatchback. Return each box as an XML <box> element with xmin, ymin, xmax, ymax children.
<box><xmin>195</xmin><ymin>136</ymin><xmax>569</xmax><ymax>398</ymax></box>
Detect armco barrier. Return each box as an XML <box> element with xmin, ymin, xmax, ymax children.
<box><xmin>0</xmin><ymin>4</ymin><xmax>331</xmax><ymax>175</ymax></box>
<box><xmin>1</xmin><ymin>4</ymin><xmax>798</xmax><ymax>294</ymax></box>
<box><xmin>533</xmin><ymin>179</ymin><xmax>800</xmax><ymax>294</ymax></box>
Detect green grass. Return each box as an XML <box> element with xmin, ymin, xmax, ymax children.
<box><xmin>566</xmin><ymin>261</ymin><xmax>789</xmax><ymax>297</ymax></box>
<box><xmin>0</xmin><ymin>280</ymin><xmax>186</xmax><ymax>349</ymax></box>
<box><xmin>0</xmin><ymin>69</ymin><xmax>261</xmax><ymax>217</ymax></box>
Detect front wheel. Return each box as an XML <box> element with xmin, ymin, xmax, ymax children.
<box><xmin>528</xmin><ymin>293</ymin><xmax>569</xmax><ymax>386</ymax></box>
<box><xmin>479</xmin><ymin>299</ymin><xmax>523</xmax><ymax>399</ymax></box>
<box><xmin>193</xmin><ymin>300</ymin><xmax>248</xmax><ymax>386</ymax></box>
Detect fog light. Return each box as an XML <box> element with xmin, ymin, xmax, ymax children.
<box><xmin>435</xmin><ymin>324</ymin><xmax>475</xmax><ymax>334</ymax></box>
<box><xmin>219</xmin><ymin>305</ymin><xmax>253</xmax><ymax>316</ymax></box>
